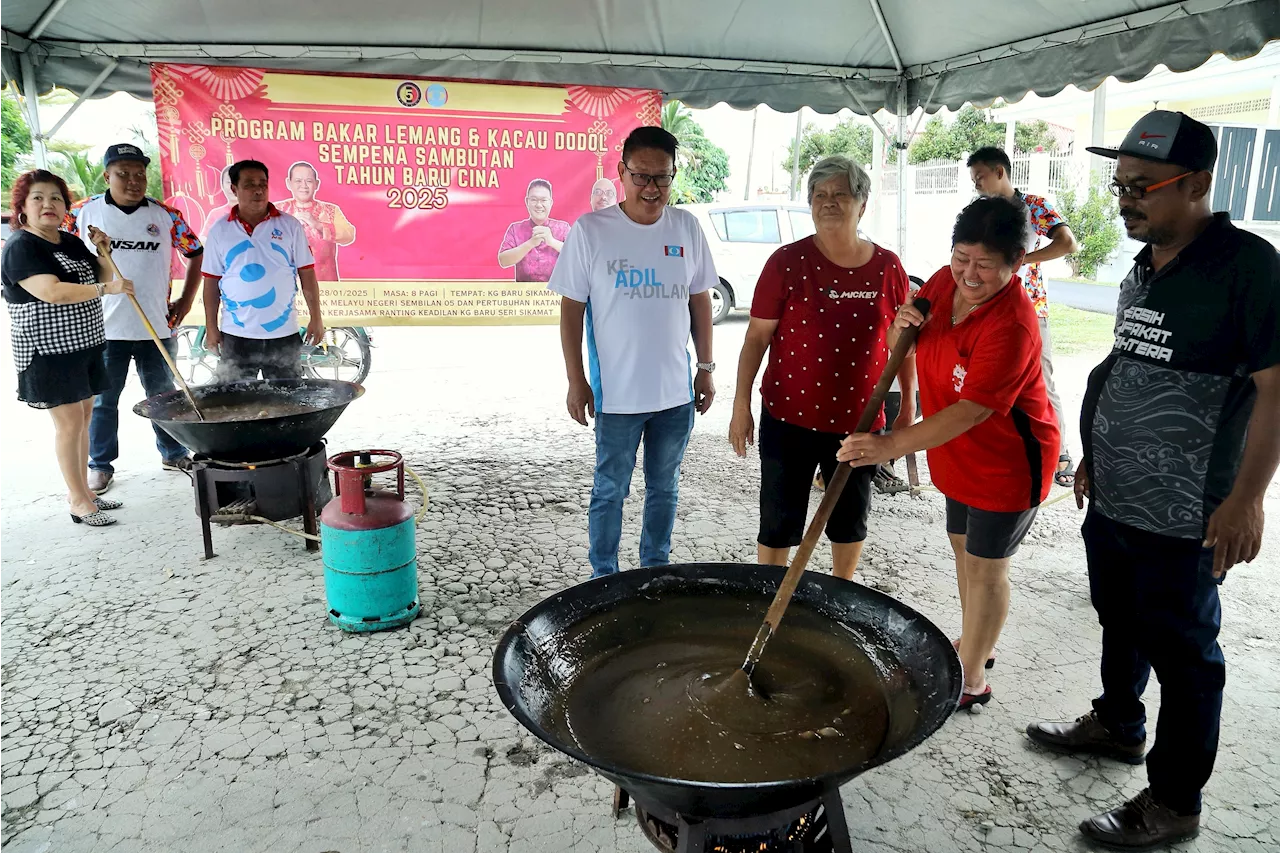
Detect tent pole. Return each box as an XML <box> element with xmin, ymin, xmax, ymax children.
<box><xmin>789</xmin><ymin>108</ymin><xmax>803</xmax><ymax>200</ymax></box>
<box><xmin>896</xmin><ymin>113</ymin><xmax>907</xmax><ymax>261</ymax></box>
<box><xmin>868</xmin><ymin>0</ymin><xmax>904</xmax><ymax>74</ymax></box>
<box><xmin>29</xmin><ymin>0</ymin><xmax>73</xmax><ymax>40</ymax></box>
<box><xmin>895</xmin><ymin>79</ymin><xmax>908</xmax><ymax>264</ymax></box>
<box><xmin>744</xmin><ymin>106</ymin><xmax>759</xmax><ymax>200</ymax></box>
<box><xmin>43</xmin><ymin>59</ymin><xmax>119</xmax><ymax>141</ymax></box>
<box><xmin>18</xmin><ymin>53</ymin><xmax>48</xmax><ymax>169</ymax></box>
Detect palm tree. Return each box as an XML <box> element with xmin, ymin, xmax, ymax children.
<box><xmin>661</xmin><ymin>100</ymin><xmax>708</xmax><ymax>204</ymax></box>
<box><xmin>53</xmin><ymin>148</ymin><xmax>106</xmax><ymax>199</ymax></box>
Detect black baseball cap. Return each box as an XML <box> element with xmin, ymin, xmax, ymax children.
<box><xmin>103</xmin><ymin>143</ymin><xmax>150</xmax><ymax>168</ymax></box>
<box><xmin>1086</xmin><ymin>110</ymin><xmax>1216</xmax><ymax>172</ymax></box>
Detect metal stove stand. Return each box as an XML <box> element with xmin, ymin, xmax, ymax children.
<box><xmin>192</xmin><ymin>441</ymin><xmax>330</xmax><ymax>559</ymax></box>
<box><xmin>613</xmin><ymin>786</ymin><xmax>852</xmax><ymax>853</ymax></box>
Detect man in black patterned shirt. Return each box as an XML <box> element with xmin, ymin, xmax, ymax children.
<box><xmin>1025</xmin><ymin>111</ymin><xmax>1280</xmax><ymax>850</ymax></box>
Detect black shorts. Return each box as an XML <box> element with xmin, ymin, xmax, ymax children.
<box><xmin>945</xmin><ymin>497</ymin><xmax>1038</xmax><ymax>559</ymax></box>
<box><xmin>758</xmin><ymin>408</ymin><xmax>875</xmax><ymax>547</ymax></box>
<box><xmin>15</xmin><ymin>344</ymin><xmax>109</xmax><ymax>409</ymax></box>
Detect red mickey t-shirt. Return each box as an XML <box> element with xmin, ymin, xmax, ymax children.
<box><xmin>752</xmin><ymin>237</ymin><xmax>909</xmax><ymax>434</ymax></box>
<box><xmin>915</xmin><ymin>266</ymin><xmax>1060</xmax><ymax>512</ymax></box>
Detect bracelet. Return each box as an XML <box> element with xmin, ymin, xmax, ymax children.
<box><xmin>96</xmin><ymin>283</ymin><xmax>105</xmax><ymax>298</ymax></box>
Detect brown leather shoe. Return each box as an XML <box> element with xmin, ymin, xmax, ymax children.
<box><xmin>1026</xmin><ymin>710</ymin><xmax>1146</xmax><ymax>764</ymax></box>
<box><xmin>1080</xmin><ymin>789</ymin><xmax>1200</xmax><ymax>850</ymax></box>
<box><xmin>88</xmin><ymin>469</ymin><xmax>113</xmax><ymax>494</ymax></box>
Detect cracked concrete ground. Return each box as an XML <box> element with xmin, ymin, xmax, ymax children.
<box><xmin>2</xmin><ymin>316</ymin><xmax>1277</xmax><ymax>853</ymax></box>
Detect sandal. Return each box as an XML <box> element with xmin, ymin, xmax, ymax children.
<box><xmin>1054</xmin><ymin>454</ymin><xmax>1075</xmax><ymax>488</ymax></box>
<box><xmin>70</xmin><ymin>510</ymin><xmax>118</xmax><ymax>527</ymax></box>
<box><xmin>959</xmin><ymin>685</ymin><xmax>993</xmax><ymax>712</ymax></box>
<box><xmin>94</xmin><ymin>497</ymin><xmax>123</xmax><ymax>511</ymax></box>
<box><xmin>953</xmin><ymin>638</ymin><xmax>996</xmax><ymax>669</ymax></box>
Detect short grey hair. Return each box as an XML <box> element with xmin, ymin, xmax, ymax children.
<box><xmin>807</xmin><ymin>155</ymin><xmax>871</xmax><ymax>204</ymax></box>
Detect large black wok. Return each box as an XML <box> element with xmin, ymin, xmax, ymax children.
<box><xmin>493</xmin><ymin>563</ymin><xmax>962</xmax><ymax>819</ymax></box>
<box><xmin>133</xmin><ymin>379</ymin><xmax>363</xmax><ymax>461</ymax></box>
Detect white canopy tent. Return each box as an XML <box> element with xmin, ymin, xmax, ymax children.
<box><xmin>3</xmin><ymin>0</ymin><xmax>1277</xmax><ymax>253</ymax></box>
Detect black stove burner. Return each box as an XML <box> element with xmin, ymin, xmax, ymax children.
<box><xmin>614</xmin><ymin>787</ymin><xmax>852</xmax><ymax>853</ymax></box>
<box><xmin>192</xmin><ymin>441</ymin><xmax>332</xmax><ymax>559</ymax></box>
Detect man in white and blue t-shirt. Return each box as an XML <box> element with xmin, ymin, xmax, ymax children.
<box><xmin>201</xmin><ymin>159</ymin><xmax>324</xmax><ymax>380</ymax></box>
<box><xmin>549</xmin><ymin>126</ymin><xmax>717</xmax><ymax>577</ymax></box>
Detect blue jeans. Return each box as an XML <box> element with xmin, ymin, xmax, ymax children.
<box><xmin>589</xmin><ymin>402</ymin><xmax>695</xmax><ymax>578</ymax></box>
<box><xmin>1084</xmin><ymin>509</ymin><xmax>1225</xmax><ymax>815</ymax></box>
<box><xmin>90</xmin><ymin>339</ymin><xmax>189</xmax><ymax>473</ymax></box>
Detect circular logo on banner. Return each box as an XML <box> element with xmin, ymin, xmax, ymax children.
<box><xmin>396</xmin><ymin>82</ymin><xmax>422</xmax><ymax>108</ymax></box>
<box><xmin>426</xmin><ymin>84</ymin><xmax>448</xmax><ymax>107</ymax></box>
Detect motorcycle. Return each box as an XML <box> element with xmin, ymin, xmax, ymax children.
<box><xmin>171</xmin><ymin>325</ymin><xmax>373</xmax><ymax>386</ymax></box>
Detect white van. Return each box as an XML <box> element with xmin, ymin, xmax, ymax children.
<box><xmin>682</xmin><ymin>202</ymin><xmax>922</xmax><ymax>323</ymax></box>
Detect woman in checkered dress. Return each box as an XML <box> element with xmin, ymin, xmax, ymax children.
<box><xmin>2</xmin><ymin>169</ymin><xmax>135</xmax><ymax>527</ymax></box>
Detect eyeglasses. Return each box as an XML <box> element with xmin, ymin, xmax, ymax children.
<box><xmin>1108</xmin><ymin>171</ymin><xmax>1193</xmax><ymax>199</ymax></box>
<box><xmin>623</xmin><ymin>165</ymin><xmax>674</xmax><ymax>188</ymax></box>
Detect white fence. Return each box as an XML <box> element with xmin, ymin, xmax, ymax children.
<box><xmin>876</xmin><ymin>153</ymin><xmax>1083</xmax><ymax>200</ymax></box>
<box><xmin>862</xmin><ymin>151</ymin><xmax>1093</xmax><ymax>276</ymax></box>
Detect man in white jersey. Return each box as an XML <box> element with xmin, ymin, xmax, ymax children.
<box><xmin>201</xmin><ymin>160</ymin><xmax>325</xmax><ymax>380</ymax></box>
<box><xmin>550</xmin><ymin>126</ymin><xmax>717</xmax><ymax>578</ymax></box>
<box><xmin>70</xmin><ymin>143</ymin><xmax>205</xmax><ymax>494</ymax></box>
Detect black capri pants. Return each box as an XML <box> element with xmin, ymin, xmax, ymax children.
<box><xmin>758</xmin><ymin>408</ymin><xmax>875</xmax><ymax>548</ymax></box>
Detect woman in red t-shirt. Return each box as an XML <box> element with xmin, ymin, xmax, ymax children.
<box><xmin>729</xmin><ymin>155</ymin><xmax>915</xmax><ymax>580</ymax></box>
<box><xmin>838</xmin><ymin>196</ymin><xmax>1060</xmax><ymax>709</ymax></box>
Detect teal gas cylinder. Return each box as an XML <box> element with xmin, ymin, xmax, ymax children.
<box><xmin>321</xmin><ymin>450</ymin><xmax>420</xmax><ymax>632</ymax></box>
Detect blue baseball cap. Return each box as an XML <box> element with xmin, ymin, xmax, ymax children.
<box><xmin>103</xmin><ymin>143</ymin><xmax>150</xmax><ymax>168</ymax></box>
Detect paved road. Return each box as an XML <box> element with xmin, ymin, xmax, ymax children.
<box><xmin>1047</xmin><ymin>278</ymin><xmax>1118</xmax><ymax>315</ymax></box>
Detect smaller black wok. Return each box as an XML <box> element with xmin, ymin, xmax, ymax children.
<box><xmin>134</xmin><ymin>379</ymin><xmax>364</xmax><ymax>462</ymax></box>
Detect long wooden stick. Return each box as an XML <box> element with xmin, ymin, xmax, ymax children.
<box><xmin>96</xmin><ymin>242</ymin><xmax>206</xmax><ymax>421</ymax></box>
<box><xmin>740</xmin><ymin>296</ymin><xmax>932</xmax><ymax>680</ymax></box>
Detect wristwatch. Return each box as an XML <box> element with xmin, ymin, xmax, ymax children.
<box><xmin>696</xmin><ymin>361</ymin><xmax>715</xmax><ymax>373</ymax></box>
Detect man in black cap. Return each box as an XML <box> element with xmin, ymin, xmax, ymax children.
<box><xmin>69</xmin><ymin>143</ymin><xmax>205</xmax><ymax>493</ymax></box>
<box><xmin>1025</xmin><ymin>111</ymin><xmax>1280</xmax><ymax>849</ymax></box>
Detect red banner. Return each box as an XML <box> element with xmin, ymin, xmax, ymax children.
<box><xmin>152</xmin><ymin>64</ymin><xmax>660</xmax><ymax>324</ymax></box>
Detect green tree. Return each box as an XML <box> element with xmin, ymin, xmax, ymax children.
<box><xmin>907</xmin><ymin>107</ymin><xmax>1060</xmax><ymax>164</ymax></box>
<box><xmin>124</xmin><ymin>127</ymin><xmax>165</xmax><ymax>196</ymax></box>
<box><xmin>2</xmin><ymin>90</ymin><xmax>33</xmax><ymax>197</ymax></box>
<box><xmin>1014</xmin><ymin>119</ymin><xmax>1059</xmax><ymax>153</ymax></box>
<box><xmin>661</xmin><ymin>100</ymin><xmax>729</xmax><ymax>204</ymax></box>
<box><xmin>780</xmin><ymin>118</ymin><xmax>873</xmax><ymax>192</ymax></box>
<box><xmin>1052</xmin><ymin>180</ymin><xmax>1121</xmax><ymax>279</ymax></box>
<box><xmin>906</xmin><ymin>114</ymin><xmax>955</xmax><ymax>163</ymax></box>
<box><xmin>671</xmin><ymin>126</ymin><xmax>730</xmax><ymax>203</ymax></box>
<box><xmin>661</xmin><ymin>101</ymin><xmax>699</xmax><ymax>152</ymax></box>
<box><xmin>51</xmin><ymin>143</ymin><xmax>107</xmax><ymax>200</ymax></box>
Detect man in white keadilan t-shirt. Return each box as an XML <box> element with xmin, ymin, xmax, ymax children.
<box><xmin>549</xmin><ymin>126</ymin><xmax>717</xmax><ymax>578</ymax></box>
<box><xmin>70</xmin><ymin>143</ymin><xmax>206</xmax><ymax>494</ymax></box>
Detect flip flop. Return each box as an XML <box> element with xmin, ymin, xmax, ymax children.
<box><xmin>959</xmin><ymin>685</ymin><xmax>993</xmax><ymax>712</ymax></box>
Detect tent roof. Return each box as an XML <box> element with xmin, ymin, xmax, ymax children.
<box><xmin>3</xmin><ymin>0</ymin><xmax>1278</xmax><ymax>114</ymax></box>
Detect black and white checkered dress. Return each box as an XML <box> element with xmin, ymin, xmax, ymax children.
<box><xmin>2</xmin><ymin>230</ymin><xmax>109</xmax><ymax>407</ymax></box>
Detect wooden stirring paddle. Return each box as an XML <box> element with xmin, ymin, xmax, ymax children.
<box><xmin>737</xmin><ymin>296</ymin><xmax>932</xmax><ymax>687</ymax></box>
<box><xmin>92</xmin><ymin>229</ymin><xmax>206</xmax><ymax>422</ymax></box>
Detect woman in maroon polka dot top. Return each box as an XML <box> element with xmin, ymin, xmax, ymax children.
<box><xmin>728</xmin><ymin>155</ymin><xmax>914</xmax><ymax>580</ymax></box>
